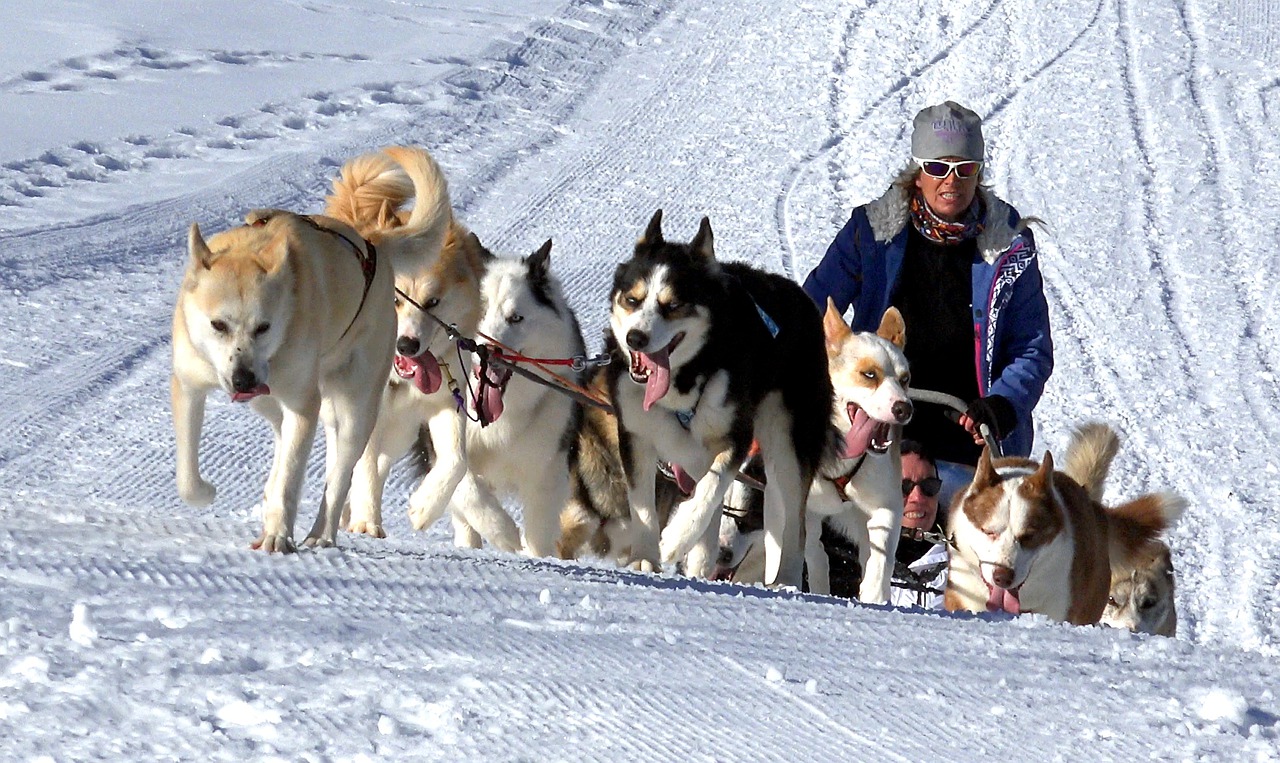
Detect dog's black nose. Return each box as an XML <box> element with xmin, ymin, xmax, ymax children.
<box><xmin>717</xmin><ymin>547</ymin><xmax>734</xmax><ymax>566</ymax></box>
<box><xmin>231</xmin><ymin>367</ymin><xmax>258</xmax><ymax>393</ymax></box>
<box><xmin>396</xmin><ymin>336</ymin><xmax>421</xmax><ymax>357</ymax></box>
<box><xmin>893</xmin><ymin>400</ymin><xmax>914</xmax><ymax>423</ymax></box>
<box><xmin>625</xmin><ymin>329</ymin><xmax>649</xmax><ymax>351</ymax></box>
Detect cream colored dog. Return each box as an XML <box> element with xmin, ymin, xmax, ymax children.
<box><xmin>171</xmin><ymin>209</ymin><xmax>395</xmax><ymax>551</ymax></box>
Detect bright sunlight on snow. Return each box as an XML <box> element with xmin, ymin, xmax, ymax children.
<box><xmin>2</xmin><ymin>0</ymin><xmax>1280</xmax><ymax>760</ymax></box>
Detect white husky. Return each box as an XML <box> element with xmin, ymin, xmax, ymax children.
<box><xmin>170</xmin><ymin>209</ymin><xmax>395</xmax><ymax>551</ymax></box>
<box><xmin>410</xmin><ymin>241</ymin><xmax>588</xmax><ymax>557</ymax></box>
<box><xmin>715</xmin><ymin>301</ymin><xmax>913</xmax><ymax>603</ymax></box>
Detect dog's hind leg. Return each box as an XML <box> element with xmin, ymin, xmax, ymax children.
<box><xmin>303</xmin><ymin>381</ymin><xmax>382</xmax><ymax>548</ymax></box>
<box><xmin>755</xmin><ymin>395</ymin><xmax>809</xmax><ymax>589</ymax></box>
<box><xmin>171</xmin><ymin>376</ymin><xmax>216</xmax><ymax>507</ymax></box>
<box><xmin>803</xmin><ymin>511</ymin><xmax>831</xmax><ymax>595</ymax></box>
<box><xmin>346</xmin><ymin>401</ymin><xmax>419</xmax><ymax>538</ymax></box>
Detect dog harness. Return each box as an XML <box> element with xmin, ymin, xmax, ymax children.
<box><xmin>249</xmin><ymin>212</ymin><xmax>377</xmax><ymax>343</ymax></box>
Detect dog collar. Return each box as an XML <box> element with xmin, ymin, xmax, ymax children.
<box><xmin>828</xmin><ymin>454</ymin><xmax>868</xmax><ymax>501</ymax></box>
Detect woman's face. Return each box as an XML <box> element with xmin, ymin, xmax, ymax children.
<box><xmin>914</xmin><ymin>155</ymin><xmax>980</xmax><ymax>222</ymax></box>
<box><xmin>901</xmin><ymin>452</ymin><xmax>940</xmax><ymax>531</ymax></box>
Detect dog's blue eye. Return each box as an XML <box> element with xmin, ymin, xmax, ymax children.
<box><xmin>253</xmin><ymin>323</ymin><xmax>270</xmax><ymax>337</ymax></box>
<box><xmin>623</xmin><ymin>295</ymin><xmax>641</xmax><ymax>308</ymax></box>
<box><xmin>211</xmin><ymin>320</ymin><xmax>229</xmax><ymax>334</ymax></box>
<box><xmin>508</xmin><ymin>314</ymin><xmax>523</xmax><ymax>324</ymax></box>
<box><xmin>424</xmin><ymin>297</ymin><xmax>440</xmax><ymax>309</ymax></box>
<box><xmin>861</xmin><ymin>371</ymin><xmax>876</xmax><ymax>380</ymax></box>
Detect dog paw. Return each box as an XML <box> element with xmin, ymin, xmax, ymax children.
<box><xmin>251</xmin><ymin>532</ymin><xmax>295</xmax><ymax>553</ymax></box>
<box><xmin>659</xmin><ymin>531</ymin><xmax>693</xmax><ymax>566</ymax></box>
<box><xmin>301</xmin><ymin>534</ymin><xmax>336</xmax><ymax>549</ymax></box>
<box><xmin>346</xmin><ymin>520</ymin><xmax>386</xmax><ymax>539</ymax></box>
<box><xmin>629</xmin><ymin>558</ymin><xmax>659</xmax><ymax>574</ymax></box>
<box><xmin>178</xmin><ymin>478</ymin><xmax>216</xmax><ymax>507</ymax></box>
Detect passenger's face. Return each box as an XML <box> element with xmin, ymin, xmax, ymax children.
<box><xmin>901</xmin><ymin>452</ymin><xmax>940</xmax><ymax>531</ymax></box>
<box><xmin>915</xmin><ymin>156</ymin><xmax>980</xmax><ymax>222</ymax></box>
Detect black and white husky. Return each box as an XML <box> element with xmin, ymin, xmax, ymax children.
<box><xmin>605</xmin><ymin>210</ymin><xmax>837</xmax><ymax>587</ymax></box>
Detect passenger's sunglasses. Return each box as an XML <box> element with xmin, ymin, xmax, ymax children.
<box><xmin>915</xmin><ymin>157</ymin><xmax>983</xmax><ymax>180</ymax></box>
<box><xmin>902</xmin><ymin>476</ymin><xmax>943</xmax><ymax>498</ymax></box>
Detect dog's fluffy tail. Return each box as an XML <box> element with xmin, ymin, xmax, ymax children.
<box><xmin>1060</xmin><ymin>422</ymin><xmax>1120</xmax><ymax>502</ymax></box>
<box><xmin>381</xmin><ymin>145</ymin><xmax>452</xmax><ymax>234</ymax></box>
<box><xmin>324</xmin><ymin>151</ymin><xmax>415</xmax><ymax>234</ymax></box>
<box><xmin>1106</xmin><ymin>491</ymin><xmax>1185</xmax><ymax>571</ymax></box>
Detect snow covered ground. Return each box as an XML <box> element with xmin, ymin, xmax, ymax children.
<box><xmin>2</xmin><ymin>0</ymin><xmax>1279</xmax><ymax>759</ymax></box>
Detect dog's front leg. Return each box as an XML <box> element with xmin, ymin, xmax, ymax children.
<box><xmin>171</xmin><ymin>375</ymin><xmax>215</xmax><ymax>506</ymax></box>
<box><xmin>622</xmin><ymin>439</ymin><xmax>661</xmax><ymax>572</ymax></box>
<box><xmin>448</xmin><ymin>472</ymin><xmax>521</xmax><ymax>552</ymax></box>
<box><xmin>660</xmin><ymin>448</ymin><xmax>738</xmax><ymax>570</ymax></box>
<box><xmin>858</xmin><ymin>502</ymin><xmax>903</xmax><ymax>604</ymax></box>
<box><xmin>253</xmin><ymin>397</ymin><xmax>319</xmax><ymax>553</ymax></box>
<box><xmin>407</xmin><ymin>409</ymin><xmax>468</xmax><ymax>532</ymax></box>
<box><xmin>517</xmin><ymin>459</ymin><xmax>571</xmax><ymax>559</ymax></box>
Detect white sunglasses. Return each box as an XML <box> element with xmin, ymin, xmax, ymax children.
<box><xmin>914</xmin><ymin>157</ymin><xmax>983</xmax><ymax>179</ymax></box>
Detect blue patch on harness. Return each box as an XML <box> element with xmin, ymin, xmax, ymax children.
<box><xmin>754</xmin><ymin>302</ymin><xmax>779</xmax><ymax>338</ymax></box>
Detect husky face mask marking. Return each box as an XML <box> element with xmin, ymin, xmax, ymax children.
<box><xmin>609</xmin><ymin>215</ymin><xmax>715</xmax><ymax>411</ymax></box>
<box><xmin>183</xmin><ymin>227</ymin><xmax>292</xmax><ymax>400</ymax></box>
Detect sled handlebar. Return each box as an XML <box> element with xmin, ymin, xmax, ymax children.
<box><xmin>907</xmin><ymin>389</ymin><xmax>1003</xmax><ymax>458</ymax></box>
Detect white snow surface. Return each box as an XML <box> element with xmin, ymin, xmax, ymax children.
<box><xmin>2</xmin><ymin>0</ymin><xmax>1280</xmax><ymax>760</ymax></box>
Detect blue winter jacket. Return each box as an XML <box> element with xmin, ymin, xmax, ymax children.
<box><xmin>803</xmin><ymin>173</ymin><xmax>1053</xmax><ymax>458</ymax></box>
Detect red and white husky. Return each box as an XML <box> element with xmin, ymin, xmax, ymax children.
<box><xmin>945</xmin><ymin>423</ymin><xmax>1185</xmax><ymax>625</ymax></box>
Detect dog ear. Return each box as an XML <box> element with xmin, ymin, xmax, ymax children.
<box><xmin>640</xmin><ymin>209</ymin><xmax>664</xmax><ymax>246</ymax></box>
<box><xmin>689</xmin><ymin>216</ymin><xmax>715</xmax><ymax>260</ymax></box>
<box><xmin>187</xmin><ymin>223</ymin><xmax>215</xmax><ymax>272</ymax></box>
<box><xmin>972</xmin><ymin>445</ymin><xmax>997</xmax><ymax>489</ymax></box>
<box><xmin>822</xmin><ymin>298</ymin><xmax>851</xmax><ymax>352</ymax></box>
<box><xmin>527</xmin><ymin>239</ymin><xmax>553</xmax><ymax>278</ymax></box>
<box><xmin>877</xmin><ymin>306</ymin><xmax>907</xmax><ymax>349</ymax></box>
<box><xmin>1025</xmin><ymin>450</ymin><xmax>1055</xmax><ymax>494</ymax></box>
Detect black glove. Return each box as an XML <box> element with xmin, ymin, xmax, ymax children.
<box><xmin>965</xmin><ymin>395</ymin><xmax>1017</xmax><ymax>440</ymax></box>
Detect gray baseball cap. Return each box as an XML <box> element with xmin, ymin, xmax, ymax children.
<box><xmin>911</xmin><ymin>102</ymin><xmax>984</xmax><ymax>161</ymax></box>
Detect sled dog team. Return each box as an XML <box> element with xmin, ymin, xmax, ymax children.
<box><xmin>171</xmin><ymin>145</ymin><xmax>1182</xmax><ymax>632</ymax></box>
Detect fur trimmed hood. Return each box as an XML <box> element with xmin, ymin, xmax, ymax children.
<box><xmin>864</xmin><ymin>165</ymin><xmax>1023</xmax><ymax>265</ymax></box>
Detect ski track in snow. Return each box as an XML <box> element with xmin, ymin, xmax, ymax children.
<box><xmin>3</xmin><ymin>0</ymin><xmax>1280</xmax><ymax>758</ymax></box>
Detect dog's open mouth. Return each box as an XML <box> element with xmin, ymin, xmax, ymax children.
<box><xmin>231</xmin><ymin>384</ymin><xmax>270</xmax><ymax>403</ymax></box>
<box><xmin>842</xmin><ymin>402</ymin><xmax>893</xmax><ymax>458</ymax></box>
<box><xmin>984</xmin><ymin>580</ymin><xmax>1022</xmax><ymax>615</ymax></box>
<box><xmin>394</xmin><ymin>351</ymin><xmax>444</xmax><ymax>395</ymax></box>
<box><xmin>629</xmin><ymin>332</ymin><xmax>685</xmax><ymax>411</ymax></box>
<box><xmin>473</xmin><ymin>361</ymin><xmax>514</xmax><ymax>424</ymax></box>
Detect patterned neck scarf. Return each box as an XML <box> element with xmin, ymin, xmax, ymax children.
<box><xmin>909</xmin><ymin>191</ymin><xmax>984</xmax><ymax>245</ymax></box>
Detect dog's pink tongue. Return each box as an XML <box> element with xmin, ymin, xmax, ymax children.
<box><xmin>985</xmin><ymin>585</ymin><xmax>1021</xmax><ymax>615</ymax></box>
<box><xmin>412</xmin><ymin>353</ymin><xmax>443</xmax><ymax>395</ymax></box>
<box><xmin>231</xmin><ymin>384</ymin><xmax>270</xmax><ymax>403</ymax></box>
<box><xmin>480</xmin><ymin>377</ymin><xmax>505</xmax><ymax>423</ymax></box>
<box><xmin>842</xmin><ymin>406</ymin><xmax>879</xmax><ymax>458</ymax></box>
<box><xmin>669</xmin><ymin>463</ymin><xmax>697</xmax><ymax>496</ymax></box>
<box><xmin>638</xmin><ymin>348</ymin><xmax>672</xmax><ymax>411</ymax></box>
